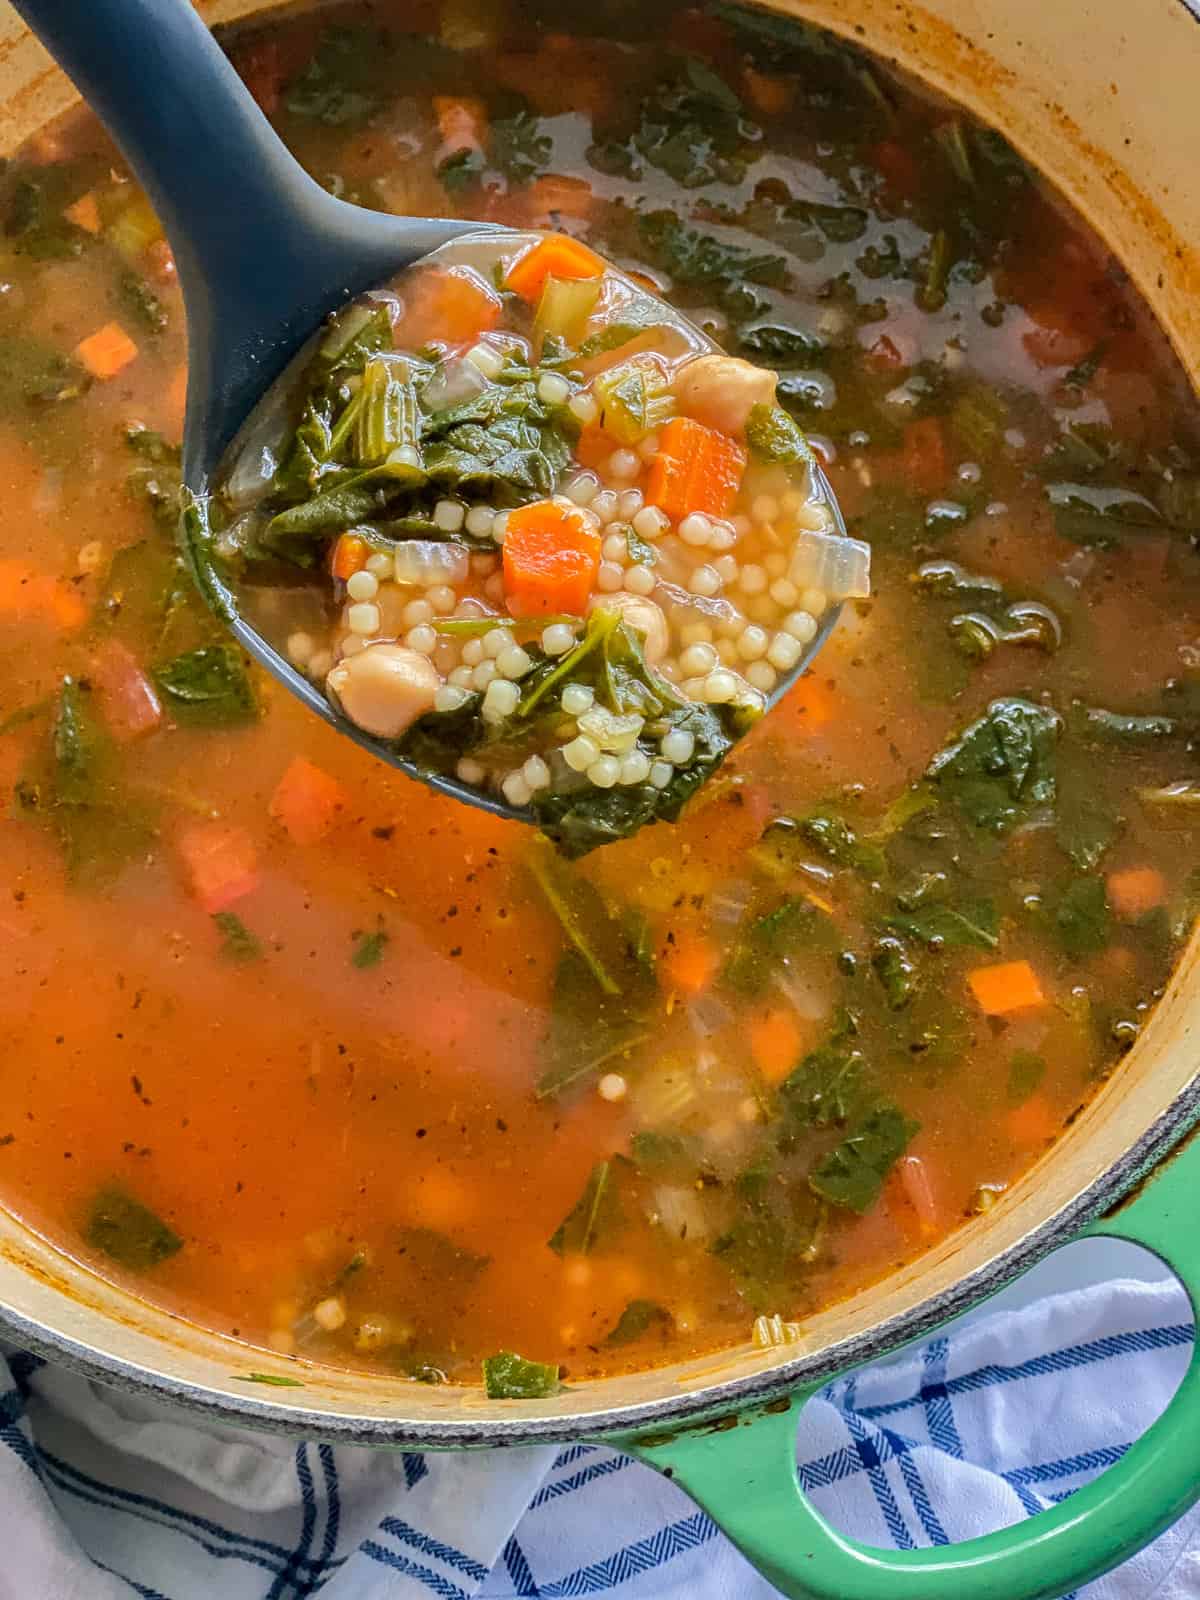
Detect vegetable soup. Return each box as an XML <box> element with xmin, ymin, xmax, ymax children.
<box><xmin>0</xmin><ymin>0</ymin><xmax>1198</xmax><ymax>1394</ymax></box>
<box><xmin>211</xmin><ymin>229</ymin><xmax>865</xmax><ymax>851</ymax></box>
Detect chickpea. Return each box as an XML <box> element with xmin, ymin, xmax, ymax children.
<box><xmin>588</xmin><ymin>592</ymin><xmax>669</xmax><ymax>664</ymax></box>
<box><xmin>674</xmin><ymin>354</ymin><xmax>778</xmax><ymax>438</ymax></box>
<box><xmin>326</xmin><ymin>643</ymin><xmax>439</xmax><ymax>738</ymax></box>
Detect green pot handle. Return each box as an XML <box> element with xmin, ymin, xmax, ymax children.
<box><xmin>621</xmin><ymin>1133</ymin><xmax>1200</xmax><ymax>1600</ymax></box>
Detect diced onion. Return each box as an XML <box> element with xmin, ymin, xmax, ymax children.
<box><xmin>752</xmin><ymin>1313</ymin><xmax>805</xmax><ymax>1350</ymax></box>
<box><xmin>391</xmin><ymin>540</ymin><xmax>469</xmax><ymax>587</ymax></box>
<box><xmin>651</xmin><ymin>1184</ymin><xmax>712</xmax><ymax>1243</ymax></box>
<box><xmin>422</xmin><ymin>356</ymin><xmax>488</xmax><ymax>413</ymax></box>
<box><xmin>787</xmin><ymin>528</ymin><xmax>872</xmax><ymax>601</ymax></box>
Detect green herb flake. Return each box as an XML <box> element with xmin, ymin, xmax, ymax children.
<box><xmin>926</xmin><ymin>697</ymin><xmax>1060</xmax><ymax>832</ymax></box>
<box><xmin>483</xmin><ymin>1350</ymin><xmax>562</xmax><ymax>1399</ymax></box>
<box><xmin>213</xmin><ymin>911</ymin><xmax>264</xmax><ymax>964</ymax></box>
<box><xmin>351</xmin><ymin>929</ymin><xmax>389</xmax><ymax>969</ymax></box>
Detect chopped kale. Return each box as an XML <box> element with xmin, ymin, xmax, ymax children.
<box><xmin>483</xmin><ymin>1351</ymin><xmax>562</xmax><ymax>1399</ymax></box>
<box><xmin>871</xmin><ymin>933</ymin><xmax>917</xmax><ymax>1009</ymax></box>
<box><xmin>283</xmin><ymin>26</ymin><xmax>385</xmax><ymax>125</ymax></box>
<box><xmin>152</xmin><ymin>644</ymin><xmax>259</xmax><ymax>727</ymax></box>
<box><xmin>809</xmin><ymin>1104</ymin><xmax>919</xmax><ymax>1212</ymax></box>
<box><xmin>490</xmin><ymin>108</ymin><xmax>553</xmax><ymax>186</ymax></box>
<box><xmin>119</xmin><ymin>271</ymin><xmax>168</xmax><ymax>334</ymax></box>
<box><xmin>778</xmin><ymin>1012</ymin><xmax>866</xmax><ymax>1127</ymax></box>
<box><xmin>745</xmin><ymin>403</ymin><xmax>817</xmax><ymax>467</ymax></box>
<box><xmin>636</xmin><ymin>210</ymin><xmax>787</xmax><ymax>296</ymax></box>
<box><xmin>1007</xmin><ymin>1049</ymin><xmax>1046</xmax><ymax>1105</ymax></box>
<box><xmin>925</xmin><ymin>697</ymin><xmax>1060</xmax><ymax>832</ymax></box>
<box><xmin>0</xmin><ymin>334</ymin><xmax>89</xmax><ymax>409</ymax></box>
<box><xmin>85</xmin><ymin>1186</ymin><xmax>182</xmax><ymax>1270</ymax></box>
<box><xmin>889</xmin><ymin>898</ymin><xmax>999</xmax><ymax>950</ymax></box>
<box><xmin>722</xmin><ymin>894</ymin><xmax>828</xmax><ymax>996</ymax></box>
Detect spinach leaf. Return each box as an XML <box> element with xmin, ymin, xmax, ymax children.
<box><xmin>351</xmin><ymin>929</ymin><xmax>389</xmax><ymax>969</ymax></box>
<box><xmin>483</xmin><ymin>1351</ymin><xmax>562</xmax><ymax>1398</ymax></box>
<box><xmin>85</xmin><ymin>1186</ymin><xmax>182</xmax><ymax>1270</ymax></box>
<box><xmin>629</xmin><ymin>1128</ymin><xmax>705</xmax><ymax>1179</ymax></box>
<box><xmin>1054</xmin><ymin>876</ymin><xmax>1112</xmax><ymax>959</ymax></box>
<box><xmin>527</xmin><ymin>847</ymin><xmax>649</xmax><ymax>996</ymax></box>
<box><xmin>283</xmin><ymin>26</ymin><xmax>385</xmax><ymax>126</ymax></box>
<box><xmin>213</xmin><ymin>911</ymin><xmax>263</xmax><ymax>964</ymax></box>
<box><xmin>777</xmin><ymin>812</ymin><xmax>885</xmax><ymax>878</ymax></box>
<box><xmin>889</xmin><ymin>899</ymin><xmax>999</xmax><ymax>950</ymax></box>
<box><xmin>1072</xmin><ymin>705</ymin><xmax>1180</xmax><ymax>745</ymax></box>
<box><xmin>124</xmin><ymin>426</ymin><xmax>183</xmax><ymax>537</ymax></box>
<box><xmin>395</xmin><ymin>1227</ymin><xmax>489</xmax><ymax>1285</ymax></box>
<box><xmin>809</xmin><ymin>1104</ymin><xmax>919</xmax><ymax>1212</ymax></box>
<box><xmin>778</xmin><ymin>1013</ymin><xmax>866</xmax><ymax>1127</ymax></box>
<box><xmin>925</xmin><ymin>697</ymin><xmax>1060</xmax><ymax>832</ymax></box>
<box><xmin>0</xmin><ymin>334</ymin><xmax>88</xmax><ymax>409</ymax></box>
<box><xmin>548</xmin><ymin>1159</ymin><xmax>626</xmax><ymax>1255</ymax></box>
<box><xmin>152</xmin><ymin>644</ymin><xmax>259</xmax><ymax>727</ymax></box>
<box><xmin>603</xmin><ymin>1299</ymin><xmax>673</xmax><ymax>1347</ymax></box>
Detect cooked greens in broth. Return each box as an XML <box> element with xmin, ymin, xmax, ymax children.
<box><xmin>213</xmin><ymin>231</ymin><xmax>861</xmax><ymax>853</ymax></box>
<box><xmin>0</xmin><ymin>0</ymin><xmax>1198</xmax><ymax>1389</ymax></box>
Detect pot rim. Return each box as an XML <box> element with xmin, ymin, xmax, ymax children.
<box><xmin>1</xmin><ymin>0</ymin><xmax>1199</xmax><ymax>1449</ymax></box>
<box><xmin>1</xmin><ymin>1072</ymin><xmax>1196</xmax><ymax>1448</ymax></box>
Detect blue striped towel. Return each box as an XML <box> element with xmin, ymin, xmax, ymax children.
<box><xmin>0</xmin><ymin>1257</ymin><xmax>1194</xmax><ymax>1599</ymax></box>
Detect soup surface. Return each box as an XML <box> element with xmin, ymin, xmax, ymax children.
<box><xmin>1</xmin><ymin>0</ymin><xmax>1199</xmax><ymax>1395</ymax></box>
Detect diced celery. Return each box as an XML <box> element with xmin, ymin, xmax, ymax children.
<box><xmin>105</xmin><ymin>192</ymin><xmax>162</xmax><ymax>265</ymax></box>
<box><xmin>592</xmin><ymin>362</ymin><xmax>676</xmax><ymax>445</ymax></box>
<box><xmin>533</xmin><ymin>274</ymin><xmax>602</xmax><ymax>351</ymax></box>
<box><xmin>354</xmin><ymin>357</ymin><xmax>419</xmax><ymax>464</ymax></box>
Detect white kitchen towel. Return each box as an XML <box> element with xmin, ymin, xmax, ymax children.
<box><xmin>0</xmin><ymin>1272</ymin><xmax>1195</xmax><ymax>1600</ymax></box>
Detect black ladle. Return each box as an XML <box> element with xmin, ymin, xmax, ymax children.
<box><xmin>12</xmin><ymin>0</ymin><xmax>845</xmax><ymax>822</ymax></box>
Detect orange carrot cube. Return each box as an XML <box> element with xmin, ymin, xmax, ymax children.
<box><xmin>270</xmin><ymin>757</ymin><xmax>350</xmax><ymax>847</ymax></box>
<box><xmin>967</xmin><ymin>959</ymin><xmax>1046</xmax><ymax>1016</ymax></box>
<box><xmin>74</xmin><ymin>322</ymin><xmax>138</xmax><ymax>380</ymax></box>
<box><xmin>178</xmin><ymin>822</ymin><xmax>259</xmax><ymax>914</ymax></box>
<box><xmin>645</xmin><ymin>416</ymin><xmax>746</xmax><ymax>520</ymax></box>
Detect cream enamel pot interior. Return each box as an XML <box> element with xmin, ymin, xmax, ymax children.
<box><xmin>0</xmin><ymin>3</ymin><xmax>1199</xmax><ymax>1597</ymax></box>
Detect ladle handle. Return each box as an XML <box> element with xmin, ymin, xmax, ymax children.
<box><xmin>7</xmin><ymin>0</ymin><xmax>454</xmax><ymax>469</ymax></box>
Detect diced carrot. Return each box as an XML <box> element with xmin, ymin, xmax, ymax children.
<box><xmin>269</xmin><ymin>757</ymin><xmax>350</xmax><ymax>847</ymax></box>
<box><xmin>777</xmin><ymin>669</ymin><xmax>836</xmax><ymax>732</ymax></box>
<box><xmin>645</xmin><ymin>416</ymin><xmax>746</xmax><ymax>520</ymax></box>
<box><xmin>331</xmin><ymin>533</ymin><xmax>368</xmax><ymax>582</ymax></box>
<box><xmin>177</xmin><ymin>822</ymin><xmax>259</xmax><ymax>914</ymax></box>
<box><xmin>574</xmin><ymin>422</ymin><xmax>626</xmax><ymax>474</ymax></box>
<box><xmin>741</xmin><ymin>66</ymin><xmax>793</xmax><ymax>117</ymax></box>
<box><xmin>660</xmin><ymin>929</ymin><xmax>720</xmax><ymax>998</ymax></box>
<box><xmin>901</xmin><ymin>417</ymin><xmax>948</xmax><ymax>496</ymax></box>
<box><xmin>749</xmin><ymin>1009</ymin><xmax>805</xmax><ymax>1085</ymax></box>
<box><xmin>64</xmin><ymin>191</ymin><xmax>101</xmax><ymax>235</ymax></box>
<box><xmin>1005</xmin><ymin>1093</ymin><xmax>1060</xmax><ymax>1149</ymax></box>
<box><xmin>505</xmin><ymin>233</ymin><xmax>606</xmax><ymax>303</ymax></box>
<box><xmin>394</xmin><ymin>265</ymin><xmax>501</xmax><ymax>348</ymax></box>
<box><xmin>91</xmin><ymin>640</ymin><xmax>162</xmax><ymax>743</ymax></box>
<box><xmin>1106</xmin><ymin>866</ymin><xmax>1168</xmax><ymax>921</ymax></box>
<box><xmin>145</xmin><ymin>237</ymin><xmax>176</xmax><ymax>285</ymax></box>
<box><xmin>524</xmin><ymin>176</ymin><xmax>595</xmax><ymax>223</ymax></box>
<box><xmin>0</xmin><ymin>558</ymin><xmax>86</xmax><ymax>631</ymax></box>
<box><xmin>502</xmin><ymin>499</ymin><xmax>602</xmax><ymax>617</ymax></box>
<box><xmin>234</xmin><ymin>35</ymin><xmax>284</xmax><ymax>116</ymax></box>
<box><xmin>967</xmin><ymin>959</ymin><xmax>1046</xmax><ymax>1016</ymax></box>
<box><xmin>889</xmin><ymin>1154</ymin><xmax>941</xmax><ymax>1238</ymax></box>
<box><xmin>865</xmin><ymin>333</ymin><xmax>906</xmax><ymax>373</ymax></box>
<box><xmin>871</xmin><ymin>139</ymin><xmax>921</xmax><ymax>203</ymax></box>
<box><xmin>433</xmin><ymin>94</ymin><xmax>488</xmax><ymax>160</ymax></box>
<box><xmin>74</xmin><ymin>322</ymin><xmax>138</xmax><ymax>381</ymax></box>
